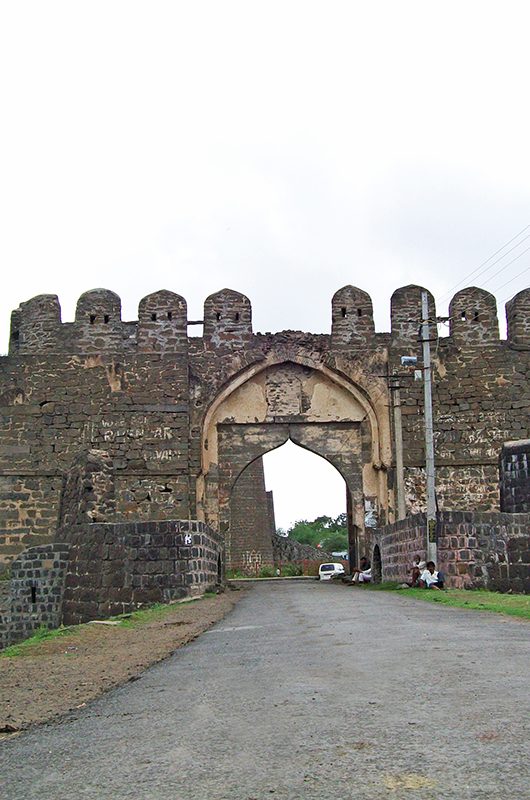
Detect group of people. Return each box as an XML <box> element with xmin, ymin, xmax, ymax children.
<box><xmin>348</xmin><ymin>554</ymin><xmax>445</xmax><ymax>589</ymax></box>
<box><xmin>402</xmin><ymin>555</ymin><xmax>445</xmax><ymax>589</ymax></box>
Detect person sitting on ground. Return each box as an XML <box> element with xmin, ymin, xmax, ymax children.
<box><xmin>397</xmin><ymin>556</ymin><xmax>426</xmax><ymax>588</ymax></box>
<box><xmin>419</xmin><ymin>561</ymin><xmax>444</xmax><ymax>590</ymax></box>
<box><xmin>351</xmin><ymin>556</ymin><xmax>372</xmax><ymax>584</ymax></box>
<box><xmin>410</xmin><ymin>555</ymin><xmax>425</xmax><ymax>587</ymax></box>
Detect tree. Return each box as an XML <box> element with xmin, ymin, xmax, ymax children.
<box><xmin>320</xmin><ymin>530</ymin><xmax>348</xmax><ymax>553</ymax></box>
<box><xmin>281</xmin><ymin>513</ymin><xmax>348</xmax><ymax>550</ymax></box>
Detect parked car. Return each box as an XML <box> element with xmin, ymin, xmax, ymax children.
<box><xmin>318</xmin><ymin>562</ymin><xmax>345</xmax><ymax>581</ymax></box>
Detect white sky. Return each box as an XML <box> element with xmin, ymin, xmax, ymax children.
<box><xmin>1</xmin><ymin>1</ymin><xmax>529</xmax><ymax>528</ymax></box>
<box><xmin>263</xmin><ymin>441</ymin><xmax>346</xmax><ymax>531</ymax></box>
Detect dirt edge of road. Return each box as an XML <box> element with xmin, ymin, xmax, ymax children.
<box><xmin>0</xmin><ymin>588</ymin><xmax>246</xmax><ymax>738</ymax></box>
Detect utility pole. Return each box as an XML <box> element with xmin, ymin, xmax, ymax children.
<box><xmin>421</xmin><ymin>291</ymin><xmax>437</xmax><ymax>562</ymax></box>
<box><xmin>389</xmin><ymin>376</ymin><xmax>406</xmax><ymax>520</ymax></box>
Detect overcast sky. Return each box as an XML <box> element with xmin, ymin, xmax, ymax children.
<box><xmin>1</xmin><ymin>1</ymin><xmax>529</xmax><ymax>529</ymax></box>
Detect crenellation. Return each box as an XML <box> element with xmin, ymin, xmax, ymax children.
<box><xmin>17</xmin><ymin>294</ymin><xmax>62</xmax><ymax>354</ymax></box>
<box><xmin>506</xmin><ymin>288</ymin><xmax>530</xmax><ymax>347</ymax></box>
<box><xmin>331</xmin><ymin>285</ymin><xmax>375</xmax><ymax>348</ymax></box>
<box><xmin>0</xmin><ymin>283</ymin><xmax>529</xmax><ymax>573</ymax></box>
<box><xmin>137</xmin><ymin>290</ymin><xmax>188</xmax><ymax>353</ymax></box>
<box><xmin>390</xmin><ymin>285</ymin><xmax>436</xmax><ymax>348</ymax></box>
<box><xmin>449</xmin><ymin>287</ymin><xmax>499</xmax><ymax>344</ymax></box>
<box><xmin>203</xmin><ymin>288</ymin><xmax>252</xmax><ymax>347</ymax></box>
<box><xmin>74</xmin><ymin>288</ymin><xmax>124</xmax><ymax>353</ymax></box>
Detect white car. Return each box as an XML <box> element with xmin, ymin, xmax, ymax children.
<box><xmin>318</xmin><ymin>562</ymin><xmax>345</xmax><ymax>581</ymax></box>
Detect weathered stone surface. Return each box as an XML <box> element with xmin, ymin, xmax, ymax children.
<box><xmin>372</xmin><ymin>511</ymin><xmax>530</xmax><ymax>592</ymax></box>
<box><xmin>271</xmin><ymin>533</ymin><xmax>333</xmax><ymax>565</ymax></box>
<box><xmin>61</xmin><ymin>519</ymin><xmax>222</xmax><ymax>625</ymax></box>
<box><xmin>1</xmin><ymin>284</ymin><xmax>529</xmax><ymax>573</ymax></box>
<box><xmin>0</xmin><ymin>542</ymin><xmax>70</xmax><ymax>648</ymax></box>
<box><xmin>499</xmin><ymin>439</ymin><xmax>530</xmax><ymax>513</ymax></box>
<box><xmin>229</xmin><ymin>457</ymin><xmax>275</xmax><ymax>574</ymax></box>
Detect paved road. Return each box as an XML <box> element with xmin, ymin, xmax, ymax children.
<box><xmin>1</xmin><ymin>582</ymin><xmax>529</xmax><ymax>799</ymax></box>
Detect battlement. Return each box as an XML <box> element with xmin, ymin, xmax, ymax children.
<box><xmin>7</xmin><ymin>284</ymin><xmax>530</xmax><ymax>355</ymax></box>
<box><xmin>448</xmin><ymin>287</ymin><xmax>499</xmax><ymax>345</ymax></box>
<box><xmin>506</xmin><ymin>288</ymin><xmax>530</xmax><ymax>347</ymax></box>
<box><xmin>390</xmin><ymin>285</ymin><xmax>436</xmax><ymax>348</ymax></box>
<box><xmin>331</xmin><ymin>285</ymin><xmax>375</xmax><ymax>348</ymax></box>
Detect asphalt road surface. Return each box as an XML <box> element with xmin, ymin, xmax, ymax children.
<box><xmin>1</xmin><ymin>582</ymin><xmax>529</xmax><ymax>800</ymax></box>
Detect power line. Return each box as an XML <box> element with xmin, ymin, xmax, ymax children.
<box><xmin>437</xmin><ymin>224</ymin><xmax>530</xmax><ymax>302</ymax></box>
<box><xmin>490</xmin><ymin>265</ymin><xmax>529</xmax><ymax>295</ymax></box>
<box><xmin>477</xmin><ymin>246</ymin><xmax>530</xmax><ymax>288</ymax></box>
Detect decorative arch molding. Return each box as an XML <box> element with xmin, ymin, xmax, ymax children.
<box><xmin>200</xmin><ymin>352</ymin><xmax>390</xmax><ymax>473</ymax></box>
<box><xmin>196</xmin><ymin>353</ymin><xmax>393</xmax><ymax>536</ymax></box>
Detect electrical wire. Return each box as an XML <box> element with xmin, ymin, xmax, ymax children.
<box><xmin>437</xmin><ymin>224</ymin><xmax>530</xmax><ymax>302</ymax></box>
<box><xmin>489</xmin><ymin>266</ymin><xmax>529</xmax><ymax>295</ymax></box>
<box><xmin>478</xmin><ymin>247</ymin><xmax>530</xmax><ymax>289</ymax></box>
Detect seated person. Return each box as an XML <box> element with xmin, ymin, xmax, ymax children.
<box><xmin>419</xmin><ymin>561</ymin><xmax>444</xmax><ymax>590</ymax></box>
<box><xmin>409</xmin><ymin>556</ymin><xmax>426</xmax><ymax>587</ymax></box>
<box><xmin>352</xmin><ymin>556</ymin><xmax>372</xmax><ymax>583</ymax></box>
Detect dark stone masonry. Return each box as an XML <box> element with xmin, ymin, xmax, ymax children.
<box><xmin>373</xmin><ymin>511</ymin><xmax>530</xmax><ymax>594</ymax></box>
<box><xmin>0</xmin><ymin>542</ymin><xmax>70</xmax><ymax>648</ymax></box>
<box><xmin>0</xmin><ymin>283</ymin><xmax>529</xmax><ymax>645</ymax></box>
<box><xmin>500</xmin><ymin>439</ymin><xmax>530</xmax><ymax>514</ymax></box>
<box><xmin>62</xmin><ymin>519</ymin><xmax>222</xmax><ymax>626</ymax></box>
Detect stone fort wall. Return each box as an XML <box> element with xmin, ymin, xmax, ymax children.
<box><xmin>0</xmin><ymin>284</ymin><xmax>528</xmax><ymax>569</ymax></box>
<box><xmin>372</xmin><ymin>510</ymin><xmax>530</xmax><ymax>593</ymax></box>
<box><xmin>0</xmin><ymin>520</ymin><xmax>222</xmax><ymax>648</ymax></box>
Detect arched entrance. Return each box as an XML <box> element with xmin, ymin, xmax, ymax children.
<box><xmin>372</xmin><ymin>544</ymin><xmax>382</xmax><ymax>583</ymax></box>
<box><xmin>196</xmin><ymin>358</ymin><xmax>391</xmax><ymax>571</ymax></box>
<box><xmin>228</xmin><ymin>439</ymin><xmax>351</xmax><ymax>574</ymax></box>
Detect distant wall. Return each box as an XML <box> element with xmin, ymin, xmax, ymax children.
<box><xmin>374</xmin><ymin>511</ymin><xmax>530</xmax><ymax>592</ymax></box>
<box><xmin>272</xmin><ymin>533</ymin><xmax>332</xmax><ymax>565</ymax></box>
<box><xmin>229</xmin><ymin>458</ymin><xmax>275</xmax><ymax>574</ymax></box>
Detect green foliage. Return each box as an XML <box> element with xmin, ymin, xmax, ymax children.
<box><xmin>258</xmin><ymin>565</ymin><xmax>276</xmax><ymax>578</ymax></box>
<box><xmin>283</xmin><ymin>513</ymin><xmax>348</xmax><ymax>551</ymax></box>
<box><xmin>1</xmin><ymin>625</ymin><xmax>74</xmax><ymax>658</ymax></box>
<box><xmin>280</xmin><ymin>563</ymin><xmax>303</xmax><ymax>577</ymax></box>
<box><xmin>226</xmin><ymin>568</ymin><xmax>247</xmax><ymax>579</ymax></box>
<box><xmin>320</xmin><ymin>531</ymin><xmax>348</xmax><ymax>553</ymax></box>
<box><xmin>0</xmin><ymin>567</ymin><xmax>11</xmax><ymax>582</ymax></box>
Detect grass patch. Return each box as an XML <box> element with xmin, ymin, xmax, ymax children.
<box><xmin>1</xmin><ymin>593</ymin><xmax>218</xmax><ymax>656</ymax></box>
<box><xmin>0</xmin><ymin>567</ymin><xmax>11</xmax><ymax>582</ymax></box>
<box><xmin>280</xmin><ymin>564</ymin><xmax>303</xmax><ymax>577</ymax></box>
<box><xmin>226</xmin><ymin>569</ymin><xmax>247</xmax><ymax>579</ymax></box>
<box><xmin>113</xmin><ymin>593</ymin><xmax>216</xmax><ymax>628</ymax></box>
<box><xmin>1</xmin><ymin>625</ymin><xmax>75</xmax><ymax>658</ymax></box>
<box><xmin>367</xmin><ymin>584</ymin><xmax>530</xmax><ymax>619</ymax></box>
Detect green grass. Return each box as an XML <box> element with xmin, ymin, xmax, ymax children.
<box><xmin>1</xmin><ymin>624</ymin><xmax>75</xmax><ymax>658</ymax></box>
<box><xmin>112</xmin><ymin>593</ymin><xmax>216</xmax><ymax>628</ymax></box>
<box><xmin>1</xmin><ymin>592</ymin><xmax>218</xmax><ymax>656</ymax></box>
<box><xmin>366</xmin><ymin>583</ymin><xmax>530</xmax><ymax>619</ymax></box>
<box><xmin>226</xmin><ymin>569</ymin><xmax>247</xmax><ymax>579</ymax></box>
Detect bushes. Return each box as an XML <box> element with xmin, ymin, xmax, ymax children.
<box><xmin>280</xmin><ymin>563</ymin><xmax>303</xmax><ymax>577</ymax></box>
<box><xmin>258</xmin><ymin>565</ymin><xmax>276</xmax><ymax>578</ymax></box>
<box><xmin>226</xmin><ymin>563</ymin><xmax>305</xmax><ymax>578</ymax></box>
